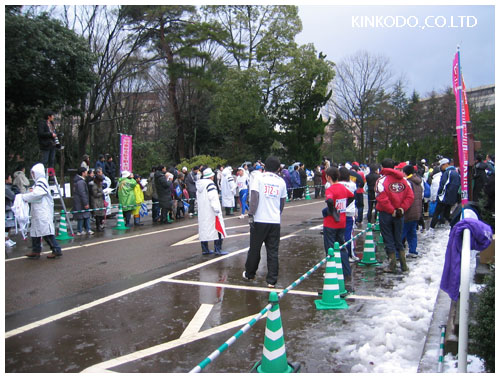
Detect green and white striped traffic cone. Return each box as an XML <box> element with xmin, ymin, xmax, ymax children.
<box><xmin>252</xmin><ymin>292</ymin><xmax>299</xmax><ymax>373</ymax></box>
<box><xmin>315</xmin><ymin>244</ymin><xmax>349</xmax><ymax>310</ymax></box>
<box><xmin>113</xmin><ymin>205</ymin><xmax>130</xmax><ymax>230</ymax></box>
<box><xmin>334</xmin><ymin>244</ymin><xmax>347</xmax><ymax>296</ymax></box>
<box><xmin>304</xmin><ymin>185</ymin><xmax>311</xmax><ymax>200</ymax></box>
<box><xmin>374</xmin><ymin>213</ymin><xmax>380</xmax><ymax>232</ymax></box>
<box><xmin>359</xmin><ymin>223</ymin><xmax>381</xmax><ymax>266</ymax></box>
<box><xmin>56</xmin><ymin>210</ymin><xmax>74</xmax><ymax>240</ymax></box>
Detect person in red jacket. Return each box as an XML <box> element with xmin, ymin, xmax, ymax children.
<box><xmin>322</xmin><ymin>166</ymin><xmax>355</xmax><ymax>280</ymax></box>
<box><xmin>375</xmin><ymin>158</ymin><xmax>414</xmax><ymax>273</ymax></box>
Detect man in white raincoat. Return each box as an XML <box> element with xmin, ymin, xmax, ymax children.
<box><xmin>196</xmin><ymin>168</ymin><xmax>228</xmax><ymax>255</ymax></box>
<box><xmin>22</xmin><ymin>163</ymin><xmax>62</xmax><ymax>259</ymax></box>
<box><xmin>220</xmin><ymin>166</ymin><xmax>236</xmax><ymax>216</ymax></box>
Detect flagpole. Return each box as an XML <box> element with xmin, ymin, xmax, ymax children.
<box><xmin>457</xmin><ymin>46</ymin><xmax>466</xmax><ymax>219</ymax></box>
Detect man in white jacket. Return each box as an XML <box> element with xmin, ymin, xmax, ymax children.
<box><xmin>220</xmin><ymin>166</ymin><xmax>236</xmax><ymax>216</ymax></box>
<box><xmin>22</xmin><ymin>163</ymin><xmax>62</xmax><ymax>259</ymax></box>
<box><xmin>196</xmin><ymin>168</ymin><xmax>228</xmax><ymax>255</ymax></box>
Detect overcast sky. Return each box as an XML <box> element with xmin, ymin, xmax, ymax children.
<box><xmin>296</xmin><ymin>5</ymin><xmax>495</xmax><ymax>97</ymax></box>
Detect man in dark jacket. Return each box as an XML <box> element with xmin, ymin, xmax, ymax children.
<box><xmin>155</xmin><ymin>166</ymin><xmax>173</xmax><ymax>224</ymax></box>
<box><xmin>365</xmin><ymin>164</ymin><xmax>380</xmax><ymax>223</ymax></box>
<box><xmin>104</xmin><ymin>154</ymin><xmax>116</xmax><ymax>189</ymax></box>
<box><xmin>429</xmin><ymin>158</ymin><xmax>461</xmax><ymax>235</ymax></box>
<box><xmin>375</xmin><ymin>158</ymin><xmax>414</xmax><ymax>273</ymax></box>
<box><xmin>313</xmin><ymin>165</ymin><xmax>323</xmax><ymax>199</ymax></box>
<box><xmin>298</xmin><ymin>163</ymin><xmax>308</xmax><ymax>199</ymax></box>
<box><xmin>37</xmin><ymin>110</ymin><xmax>57</xmax><ymax>169</ymax></box>
<box><xmin>472</xmin><ymin>154</ymin><xmax>488</xmax><ymax>202</ymax></box>
<box><xmin>185</xmin><ymin>166</ymin><xmax>199</xmax><ymax>217</ymax></box>
<box><xmin>73</xmin><ymin>167</ymin><xmax>93</xmax><ymax>235</ymax></box>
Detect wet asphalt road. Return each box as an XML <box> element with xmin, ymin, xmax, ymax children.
<box><xmin>5</xmin><ymin>197</ymin><xmax>409</xmax><ymax>373</ymax></box>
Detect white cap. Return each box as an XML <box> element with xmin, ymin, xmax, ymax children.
<box><xmin>182</xmin><ymin>166</ymin><xmax>188</xmax><ymax>172</ymax></box>
<box><xmin>421</xmin><ymin>159</ymin><xmax>426</xmax><ymax>164</ymax></box>
<box><xmin>345</xmin><ymin>163</ymin><xmax>352</xmax><ymax>170</ymax></box>
<box><xmin>121</xmin><ymin>170</ymin><xmax>131</xmax><ymax>178</ymax></box>
<box><xmin>439</xmin><ymin>158</ymin><xmax>450</xmax><ymax>166</ymax></box>
<box><xmin>203</xmin><ymin>167</ymin><xmax>215</xmax><ymax>178</ymax></box>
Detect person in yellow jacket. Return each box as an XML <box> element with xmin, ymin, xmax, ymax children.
<box><xmin>132</xmin><ymin>174</ymin><xmax>145</xmax><ymax>226</ymax></box>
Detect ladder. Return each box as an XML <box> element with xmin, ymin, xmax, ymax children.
<box><xmin>47</xmin><ymin>167</ymin><xmax>75</xmax><ymax>236</ymax></box>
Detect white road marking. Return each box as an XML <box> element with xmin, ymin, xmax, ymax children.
<box><xmin>5</xmin><ymin>276</ymin><xmax>166</xmax><ymax>339</ymax></box>
<box><xmin>180</xmin><ymin>304</ymin><xmax>214</xmax><ymax>338</ymax></box>
<box><xmin>5</xmin><ymin>232</ymin><xmax>299</xmax><ymax>338</ymax></box>
<box><xmin>171</xmin><ymin>231</ymin><xmax>250</xmax><ymax>247</ymax></box>
<box><xmin>309</xmin><ymin>225</ymin><xmax>323</xmax><ymax>230</ymax></box>
<box><xmin>5</xmin><ymin>245</ymin><xmax>253</xmax><ymax>338</ymax></box>
<box><xmin>80</xmin><ymin>312</ymin><xmax>268</xmax><ymax>373</ymax></box>
<box><xmin>5</xmin><ymin>223</ymin><xmax>198</xmax><ymax>262</ymax></box>
<box><xmin>163</xmin><ymin>278</ymin><xmax>318</xmax><ymax>296</ymax></box>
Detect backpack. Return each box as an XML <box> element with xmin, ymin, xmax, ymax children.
<box><xmin>423</xmin><ymin>180</ymin><xmax>431</xmax><ymax>199</ymax></box>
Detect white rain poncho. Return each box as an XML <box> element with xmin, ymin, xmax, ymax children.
<box><xmin>220</xmin><ymin>167</ymin><xmax>236</xmax><ymax>208</ymax></box>
<box><xmin>196</xmin><ymin>178</ymin><xmax>226</xmax><ymax>242</ymax></box>
<box><xmin>21</xmin><ymin>163</ymin><xmax>56</xmax><ymax>237</ymax></box>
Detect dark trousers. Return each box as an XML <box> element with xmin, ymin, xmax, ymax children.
<box><xmin>160</xmin><ymin>207</ymin><xmax>171</xmax><ymax>223</ymax></box>
<box><xmin>152</xmin><ymin>197</ymin><xmax>160</xmax><ymax>221</ymax></box>
<box><xmin>31</xmin><ymin>235</ymin><xmax>61</xmax><ymax>254</ymax></box>
<box><xmin>188</xmin><ymin>192</ymin><xmax>196</xmax><ymax>214</ymax></box>
<box><xmin>355</xmin><ymin>192</ymin><xmax>364</xmax><ymax>223</ymax></box>
<box><xmin>314</xmin><ymin>185</ymin><xmax>321</xmax><ymax>199</ymax></box>
<box><xmin>123</xmin><ymin>210</ymin><xmax>132</xmax><ymax>226</ymax></box>
<box><xmin>379</xmin><ymin>211</ymin><xmax>404</xmax><ymax>255</ymax></box>
<box><xmin>323</xmin><ymin>226</ymin><xmax>351</xmax><ymax>277</ymax></box>
<box><xmin>430</xmin><ymin>202</ymin><xmax>452</xmax><ymax>228</ymax></box>
<box><xmin>344</xmin><ymin>216</ymin><xmax>354</xmax><ymax>256</ymax></box>
<box><xmin>95</xmin><ymin>216</ymin><xmax>104</xmax><ymax>231</ymax></box>
<box><xmin>367</xmin><ymin>192</ymin><xmax>377</xmax><ymax>223</ymax></box>
<box><xmin>244</xmin><ymin>222</ymin><xmax>281</xmax><ymax>285</ymax></box>
<box><xmin>40</xmin><ymin>148</ymin><xmax>56</xmax><ymax>169</ymax></box>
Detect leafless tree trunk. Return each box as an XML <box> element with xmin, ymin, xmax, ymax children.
<box><xmin>328</xmin><ymin>51</ymin><xmax>392</xmax><ymax>162</ymax></box>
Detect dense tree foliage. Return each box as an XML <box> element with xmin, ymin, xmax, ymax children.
<box><xmin>5</xmin><ymin>10</ymin><xmax>96</xmax><ymax>167</ymax></box>
<box><xmin>5</xmin><ymin>6</ymin><xmax>493</xmax><ymax>176</ymax></box>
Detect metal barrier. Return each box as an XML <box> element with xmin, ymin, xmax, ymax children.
<box><xmin>458</xmin><ymin>228</ymin><xmax>471</xmax><ymax>373</ymax></box>
<box><xmin>189</xmin><ymin>224</ymin><xmax>376</xmax><ymax>373</ymax></box>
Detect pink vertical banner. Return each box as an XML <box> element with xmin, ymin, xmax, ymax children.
<box><xmin>120</xmin><ymin>134</ymin><xmax>133</xmax><ymax>173</ymax></box>
<box><xmin>452</xmin><ymin>51</ymin><xmax>468</xmax><ymax>205</ymax></box>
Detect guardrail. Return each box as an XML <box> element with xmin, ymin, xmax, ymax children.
<box><xmin>189</xmin><ymin>223</ymin><xmax>376</xmax><ymax>373</ymax></box>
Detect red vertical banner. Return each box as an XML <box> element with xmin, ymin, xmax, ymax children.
<box><xmin>452</xmin><ymin>51</ymin><xmax>468</xmax><ymax>205</ymax></box>
<box><xmin>120</xmin><ymin>134</ymin><xmax>133</xmax><ymax>173</ymax></box>
<box><xmin>462</xmin><ymin>77</ymin><xmax>470</xmax><ymax>123</ymax></box>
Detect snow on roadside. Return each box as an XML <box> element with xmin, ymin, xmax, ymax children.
<box><xmin>345</xmin><ymin>227</ymin><xmax>451</xmax><ymax>373</ymax></box>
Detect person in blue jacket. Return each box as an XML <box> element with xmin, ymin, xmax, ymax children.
<box><xmin>290</xmin><ymin>165</ymin><xmax>301</xmax><ymax>200</ymax></box>
<box><xmin>429</xmin><ymin>158</ymin><xmax>461</xmax><ymax>236</ymax></box>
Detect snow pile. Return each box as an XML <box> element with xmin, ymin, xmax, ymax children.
<box><xmin>443</xmin><ymin>353</ymin><xmax>485</xmax><ymax>373</ymax></box>
<box><xmin>344</xmin><ymin>227</ymin><xmax>451</xmax><ymax>373</ymax></box>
